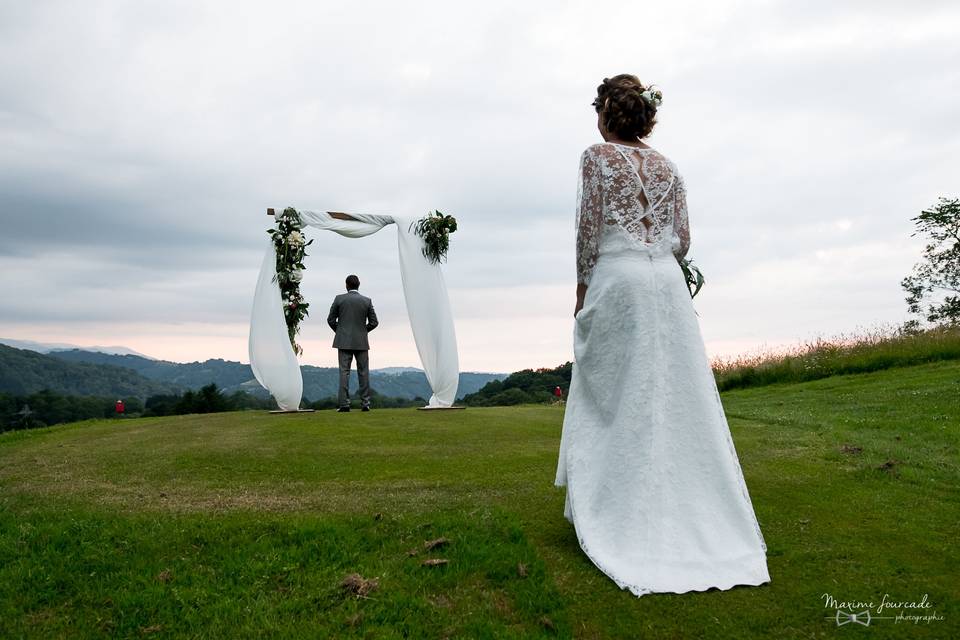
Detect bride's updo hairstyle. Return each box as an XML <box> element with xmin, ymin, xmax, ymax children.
<box><xmin>593</xmin><ymin>74</ymin><xmax>659</xmax><ymax>140</ymax></box>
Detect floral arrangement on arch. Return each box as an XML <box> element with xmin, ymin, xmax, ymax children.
<box><xmin>267</xmin><ymin>207</ymin><xmax>313</xmax><ymax>356</ymax></box>
<box><xmin>411</xmin><ymin>210</ymin><xmax>458</xmax><ymax>264</ymax></box>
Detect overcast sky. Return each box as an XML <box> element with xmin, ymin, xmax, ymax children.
<box><xmin>1</xmin><ymin>0</ymin><xmax>957</xmax><ymax>372</ymax></box>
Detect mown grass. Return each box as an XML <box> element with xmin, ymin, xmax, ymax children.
<box><xmin>0</xmin><ymin>507</ymin><xmax>564</xmax><ymax>638</ymax></box>
<box><xmin>1</xmin><ymin>360</ymin><xmax>958</xmax><ymax>638</ymax></box>
<box><xmin>712</xmin><ymin>322</ymin><xmax>960</xmax><ymax>391</ymax></box>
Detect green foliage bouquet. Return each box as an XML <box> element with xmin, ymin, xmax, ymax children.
<box><xmin>680</xmin><ymin>257</ymin><xmax>705</xmax><ymax>299</ymax></box>
<box><xmin>267</xmin><ymin>207</ymin><xmax>314</xmax><ymax>356</ymax></box>
<box><xmin>410</xmin><ymin>210</ymin><xmax>458</xmax><ymax>264</ymax></box>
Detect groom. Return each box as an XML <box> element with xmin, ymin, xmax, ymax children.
<box><xmin>327</xmin><ymin>274</ymin><xmax>379</xmax><ymax>412</ymax></box>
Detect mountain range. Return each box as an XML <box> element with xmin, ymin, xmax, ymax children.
<box><xmin>0</xmin><ymin>341</ymin><xmax>506</xmax><ymax>402</ymax></box>
<box><xmin>0</xmin><ymin>338</ymin><xmax>154</xmax><ymax>358</ymax></box>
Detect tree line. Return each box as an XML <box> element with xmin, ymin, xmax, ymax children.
<box><xmin>461</xmin><ymin>362</ymin><xmax>571</xmax><ymax>406</ymax></box>
<box><xmin>0</xmin><ymin>384</ymin><xmax>426</xmax><ymax>432</ymax></box>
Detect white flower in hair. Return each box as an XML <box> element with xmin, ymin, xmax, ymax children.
<box><xmin>640</xmin><ymin>88</ymin><xmax>663</xmax><ymax>108</ymax></box>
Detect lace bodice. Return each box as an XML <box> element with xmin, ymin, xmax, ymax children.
<box><xmin>575</xmin><ymin>142</ymin><xmax>691</xmax><ymax>285</ymax></box>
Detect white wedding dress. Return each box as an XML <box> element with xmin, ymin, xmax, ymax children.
<box><xmin>555</xmin><ymin>141</ymin><xmax>770</xmax><ymax>596</ymax></box>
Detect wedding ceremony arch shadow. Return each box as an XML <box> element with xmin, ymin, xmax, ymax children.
<box><xmin>249</xmin><ymin>208</ymin><xmax>460</xmax><ymax>412</ymax></box>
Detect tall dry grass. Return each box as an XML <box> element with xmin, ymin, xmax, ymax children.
<box><xmin>711</xmin><ymin>321</ymin><xmax>960</xmax><ymax>391</ymax></box>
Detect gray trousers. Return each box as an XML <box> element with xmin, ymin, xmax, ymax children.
<box><xmin>338</xmin><ymin>349</ymin><xmax>371</xmax><ymax>408</ymax></box>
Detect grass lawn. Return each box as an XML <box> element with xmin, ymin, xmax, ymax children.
<box><xmin>1</xmin><ymin>360</ymin><xmax>958</xmax><ymax>638</ymax></box>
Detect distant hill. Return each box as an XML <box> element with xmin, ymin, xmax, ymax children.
<box><xmin>47</xmin><ymin>350</ymin><xmax>253</xmax><ymax>391</ymax></box>
<box><xmin>0</xmin><ymin>344</ymin><xmax>178</xmax><ymax>398</ymax></box>
<box><xmin>21</xmin><ymin>347</ymin><xmax>506</xmax><ymax>401</ymax></box>
<box><xmin>299</xmin><ymin>366</ymin><xmax>503</xmax><ymax>402</ymax></box>
<box><xmin>0</xmin><ymin>338</ymin><xmax>154</xmax><ymax>359</ymax></box>
<box><xmin>462</xmin><ymin>362</ymin><xmax>572</xmax><ymax>406</ymax></box>
<box><xmin>373</xmin><ymin>366</ymin><xmax>423</xmax><ymax>375</ymax></box>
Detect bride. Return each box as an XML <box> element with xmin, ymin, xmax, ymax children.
<box><xmin>555</xmin><ymin>74</ymin><xmax>771</xmax><ymax>596</ymax></box>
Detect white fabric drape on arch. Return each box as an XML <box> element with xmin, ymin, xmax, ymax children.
<box><xmin>248</xmin><ymin>211</ymin><xmax>459</xmax><ymax>410</ymax></box>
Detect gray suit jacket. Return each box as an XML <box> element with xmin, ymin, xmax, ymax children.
<box><xmin>327</xmin><ymin>290</ymin><xmax>378</xmax><ymax>350</ymax></box>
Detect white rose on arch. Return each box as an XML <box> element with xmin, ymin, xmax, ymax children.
<box><xmin>287</xmin><ymin>230</ymin><xmax>305</xmax><ymax>246</ymax></box>
<box><xmin>289</xmin><ymin>269</ymin><xmax>304</xmax><ymax>283</ymax></box>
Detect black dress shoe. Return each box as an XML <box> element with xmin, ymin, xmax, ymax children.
<box><xmin>337</xmin><ymin>407</ymin><xmax>350</xmax><ymax>412</ymax></box>
<box><xmin>361</xmin><ymin>406</ymin><xmax>370</xmax><ymax>412</ymax></box>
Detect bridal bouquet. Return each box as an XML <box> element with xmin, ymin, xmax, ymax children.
<box><xmin>267</xmin><ymin>207</ymin><xmax>314</xmax><ymax>356</ymax></box>
<box><xmin>680</xmin><ymin>257</ymin><xmax>705</xmax><ymax>299</ymax></box>
<box><xmin>411</xmin><ymin>210</ymin><xmax>458</xmax><ymax>264</ymax></box>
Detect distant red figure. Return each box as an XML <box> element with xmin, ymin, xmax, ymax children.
<box><xmin>554</xmin><ymin>386</ymin><xmax>563</xmax><ymax>399</ymax></box>
<box><xmin>115</xmin><ymin>399</ymin><xmax>125</xmax><ymax>414</ymax></box>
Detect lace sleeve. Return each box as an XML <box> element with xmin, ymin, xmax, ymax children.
<box><xmin>672</xmin><ymin>173</ymin><xmax>691</xmax><ymax>261</ymax></box>
<box><xmin>576</xmin><ymin>146</ymin><xmax>604</xmax><ymax>286</ymax></box>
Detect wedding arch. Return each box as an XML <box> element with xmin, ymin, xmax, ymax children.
<box><xmin>248</xmin><ymin>208</ymin><xmax>459</xmax><ymax>411</ymax></box>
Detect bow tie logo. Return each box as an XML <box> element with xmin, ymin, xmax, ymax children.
<box><xmin>835</xmin><ymin>609</ymin><xmax>871</xmax><ymax>626</ymax></box>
